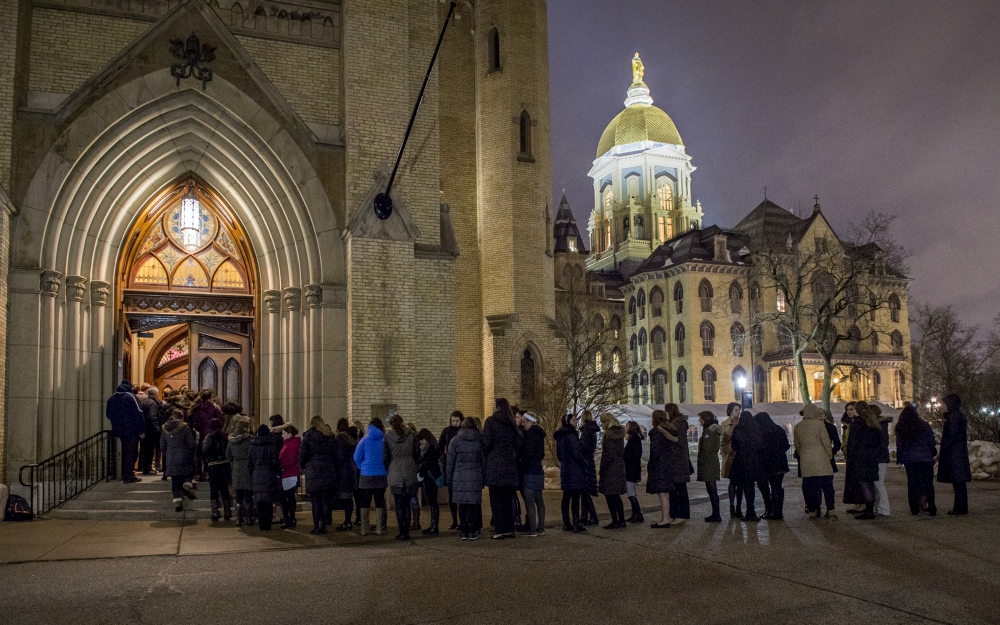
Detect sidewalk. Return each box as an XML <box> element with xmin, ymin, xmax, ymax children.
<box><xmin>0</xmin><ymin>487</ymin><xmax>709</xmax><ymax>564</ymax></box>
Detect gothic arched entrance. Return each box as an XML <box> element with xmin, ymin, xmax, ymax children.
<box><xmin>117</xmin><ymin>175</ymin><xmax>258</xmax><ymax>414</ymax></box>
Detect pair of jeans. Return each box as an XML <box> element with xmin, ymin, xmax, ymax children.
<box><xmin>904</xmin><ymin>462</ymin><xmax>935</xmax><ymax>514</ymax></box>
<box><xmin>207</xmin><ymin>464</ymin><xmax>232</xmax><ymax>504</ymax></box>
<box><xmin>120</xmin><ymin>435</ymin><xmax>140</xmax><ymax>480</ymax></box>
<box><xmin>522</xmin><ymin>488</ymin><xmax>546</xmax><ymax>532</ymax></box>
<box><xmin>803</xmin><ymin>475</ymin><xmax>837</xmax><ymax>512</ymax></box>
<box><xmin>669</xmin><ymin>482</ymin><xmax>690</xmax><ymax>519</ymax></box>
<box><xmin>458</xmin><ymin>503</ymin><xmax>480</xmax><ymax>535</ymax></box>
<box><xmin>489</xmin><ymin>486</ymin><xmax>516</xmax><ymax>534</ymax></box>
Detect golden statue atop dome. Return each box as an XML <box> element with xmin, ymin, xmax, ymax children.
<box><xmin>631</xmin><ymin>53</ymin><xmax>644</xmax><ymax>84</ymax></box>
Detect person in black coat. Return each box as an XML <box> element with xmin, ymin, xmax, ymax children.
<box><xmin>579</xmin><ymin>412</ymin><xmax>601</xmax><ymax>526</ymax></box>
<box><xmin>841</xmin><ymin>402</ymin><xmax>865</xmax><ymax>512</ymax></box>
<box><xmin>417</xmin><ymin>429</ymin><xmax>443</xmax><ymax>535</ymax></box>
<box><xmin>334</xmin><ymin>419</ymin><xmax>359</xmax><ymax>531</ymax></box>
<box><xmin>646</xmin><ymin>409</ymin><xmax>679</xmax><ymax>528</ymax></box>
<box><xmin>518</xmin><ymin>413</ymin><xmax>547</xmax><ymax>536</ymax></box>
<box><xmin>937</xmin><ymin>394</ymin><xmax>971</xmax><ymax>515</ymax></box>
<box><xmin>624</xmin><ymin>421</ymin><xmax>644</xmax><ymax>524</ymax></box>
<box><xmin>895</xmin><ymin>405</ymin><xmax>938</xmax><ymax>516</ymax></box>
<box><xmin>299</xmin><ymin>416</ymin><xmax>339</xmax><ymax>534</ymax></box>
<box><xmin>555</xmin><ymin>413</ymin><xmax>588</xmax><ymax>533</ymax></box>
<box><xmin>247</xmin><ymin>424</ymin><xmax>283</xmax><ymax>530</ymax></box>
<box><xmin>757</xmin><ymin>412</ymin><xmax>790</xmax><ymax>520</ymax></box>
<box><xmin>483</xmin><ymin>399</ymin><xmax>522</xmax><ymax>539</ymax></box>
<box><xmin>201</xmin><ymin>418</ymin><xmax>232</xmax><ymax>522</ymax></box>
<box><xmin>847</xmin><ymin>403</ymin><xmax>883</xmax><ymax>520</ymax></box>
<box><xmin>438</xmin><ymin>410</ymin><xmax>464</xmax><ymax>530</ymax></box>
<box><xmin>138</xmin><ymin>387</ymin><xmax>162</xmax><ymax>475</ymax></box>
<box><xmin>106</xmin><ymin>380</ymin><xmax>146</xmax><ymax>483</ymax></box>
<box><xmin>730</xmin><ymin>411</ymin><xmax>764</xmax><ymax>522</ymax></box>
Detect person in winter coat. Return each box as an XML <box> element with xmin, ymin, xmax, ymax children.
<box><xmin>578</xmin><ymin>411</ymin><xmax>601</xmax><ymax>526</ymax></box>
<box><xmin>758</xmin><ymin>412</ymin><xmax>790</xmax><ymax>520</ymax></box>
<box><xmin>439</xmin><ymin>410</ymin><xmax>464</xmax><ymax>530</ymax></box>
<box><xmin>697</xmin><ymin>411</ymin><xmax>722</xmax><ymax>522</ymax></box>
<box><xmin>847</xmin><ymin>402</ymin><xmax>883</xmax><ymax>520</ymax></box>
<box><xmin>247</xmin><ymin>424</ymin><xmax>282</xmax><ymax>530</ymax></box>
<box><xmin>106</xmin><ymin>380</ymin><xmax>146</xmax><ymax>483</ymax></box>
<box><xmin>138</xmin><ymin>386</ymin><xmax>162</xmax><ymax>475</ymax></box>
<box><xmin>730</xmin><ymin>411</ymin><xmax>764</xmax><ymax>522</ymax></box>
<box><xmin>598</xmin><ymin>416</ymin><xmax>628</xmax><ymax>529</ymax></box>
<box><xmin>894</xmin><ymin>405</ymin><xmax>937</xmax><ymax>516</ymax></box>
<box><xmin>160</xmin><ymin>410</ymin><xmax>197</xmax><ymax>512</ymax></box>
<box><xmin>482</xmin><ymin>399</ymin><xmax>522</xmax><ymax>539</ymax></box>
<box><xmin>201</xmin><ymin>418</ymin><xmax>231</xmax><ymax>521</ymax></box>
<box><xmin>383</xmin><ymin>413</ymin><xmax>419</xmax><ymax>541</ymax></box>
<box><xmin>794</xmin><ymin>403</ymin><xmax>836</xmax><ymax>520</ymax></box>
<box><xmin>333</xmin><ymin>419</ymin><xmax>359</xmax><ymax>531</ymax></box>
<box><xmin>663</xmin><ymin>404</ymin><xmax>692</xmax><ymax>525</ymax></box>
<box><xmin>938</xmin><ymin>394</ymin><xmax>971</xmax><ymax>515</ymax></box>
<box><xmin>299</xmin><ymin>416</ymin><xmax>338</xmax><ymax>534</ymax></box>
<box><xmin>624</xmin><ymin>421</ymin><xmax>645</xmax><ymax>524</ymax></box>
<box><xmin>226</xmin><ymin>417</ymin><xmax>254</xmax><ymax>526</ymax></box>
<box><xmin>720</xmin><ymin>402</ymin><xmax>742</xmax><ymax>518</ymax></box>
<box><xmin>555</xmin><ymin>412</ymin><xmax>589</xmax><ymax>533</ymax></box>
<box><xmin>645</xmin><ymin>409</ymin><xmax>678</xmax><ymax>528</ymax></box>
<box><xmin>446</xmin><ymin>417</ymin><xmax>486</xmax><ymax>540</ymax></box>
<box><xmin>415</xmin><ymin>429</ymin><xmax>442</xmax><ymax>536</ymax></box>
<box><xmin>189</xmin><ymin>390</ymin><xmax>223</xmax><ymax>479</ymax></box>
<box><xmin>871</xmin><ymin>404</ymin><xmax>893</xmax><ymax>516</ymax></box>
<box><xmin>277</xmin><ymin>424</ymin><xmax>301</xmax><ymax>529</ymax></box>
<box><xmin>841</xmin><ymin>402</ymin><xmax>864</xmax><ymax>513</ymax></box>
<box><xmin>518</xmin><ymin>412</ymin><xmax>546</xmax><ymax>536</ymax></box>
<box><xmin>354</xmin><ymin>418</ymin><xmax>388</xmax><ymax>535</ymax></box>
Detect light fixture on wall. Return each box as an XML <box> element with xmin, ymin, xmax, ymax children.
<box><xmin>179</xmin><ymin>183</ymin><xmax>203</xmax><ymax>251</ymax></box>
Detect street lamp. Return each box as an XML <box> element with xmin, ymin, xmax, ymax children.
<box><xmin>737</xmin><ymin>375</ymin><xmax>752</xmax><ymax>410</ymax></box>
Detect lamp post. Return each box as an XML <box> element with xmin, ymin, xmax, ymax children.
<box><xmin>738</xmin><ymin>376</ymin><xmax>752</xmax><ymax>410</ymax></box>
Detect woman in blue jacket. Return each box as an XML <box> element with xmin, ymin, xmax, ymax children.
<box><xmin>353</xmin><ymin>417</ymin><xmax>388</xmax><ymax>535</ymax></box>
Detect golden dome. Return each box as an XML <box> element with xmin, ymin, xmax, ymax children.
<box><xmin>596</xmin><ymin>103</ymin><xmax>683</xmax><ymax>158</ymax></box>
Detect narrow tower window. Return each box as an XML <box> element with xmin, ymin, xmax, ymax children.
<box><xmin>488</xmin><ymin>28</ymin><xmax>501</xmax><ymax>71</ymax></box>
<box><xmin>519</xmin><ymin>110</ymin><xmax>532</xmax><ymax>159</ymax></box>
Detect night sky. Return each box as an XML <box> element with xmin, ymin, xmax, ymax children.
<box><xmin>547</xmin><ymin>0</ymin><xmax>1000</xmax><ymax>329</ymax></box>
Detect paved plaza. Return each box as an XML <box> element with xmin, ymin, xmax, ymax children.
<box><xmin>1</xmin><ymin>468</ymin><xmax>998</xmax><ymax>625</ymax></box>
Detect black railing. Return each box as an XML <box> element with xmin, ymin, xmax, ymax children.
<box><xmin>18</xmin><ymin>430</ymin><xmax>117</xmax><ymax>518</ymax></box>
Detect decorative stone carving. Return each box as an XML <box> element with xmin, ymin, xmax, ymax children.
<box><xmin>170</xmin><ymin>32</ymin><xmax>216</xmax><ymax>89</ymax></box>
<box><xmin>283</xmin><ymin>287</ymin><xmax>302</xmax><ymax>312</ymax></box>
<box><xmin>137</xmin><ymin>339</ymin><xmax>146</xmax><ymax>350</ymax></box>
<box><xmin>65</xmin><ymin>276</ymin><xmax>89</xmax><ymax>302</ymax></box>
<box><xmin>40</xmin><ymin>271</ymin><xmax>64</xmax><ymax>297</ymax></box>
<box><xmin>91</xmin><ymin>281</ymin><xmax>111</xmax><ymax>306</ymax></box>
<box><xmin>348</xmin><ymin>164</ymin><xmax>421</xmax><ymax>243</ymax></box>
<box><xmin>263</xmin><ymin>290</ymin><xmax>282</xmax><ymax>314</ymax></box>
<box><xmin>122</xmin><ymin>292</ymin><xmax>254</xmax><ymax>317</ymax></box>
<box><xmin>304</xmin><ymin>285</ymin><xmax>323</xmax><ymax>309</ymax></box>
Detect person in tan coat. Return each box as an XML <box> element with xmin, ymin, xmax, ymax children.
<box><xmin>719</xmin><ymin>402</ymin><xmax>742</xmax><ymax>518</ymax></box>
<box><xmin>794</xmin><ymin>403</ymin><xmax>837</xmax><ymax>520</ymax></box>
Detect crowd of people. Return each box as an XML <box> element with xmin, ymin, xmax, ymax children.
<box><xmin>105</xmin><ymin>382</ymin><xmax>974</xmax><ymax>539</ymax></box>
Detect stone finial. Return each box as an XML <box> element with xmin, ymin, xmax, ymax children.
<box><xmin>304</xmin><ymin>285</ymin><xmax>323</xmax><ymax>309</ymax></box>
<box><xmin>263</xmin><ymin>290</ymin><xmax>281</xmax><ymax>314</ymax></box>
<box><xmin>91</xmin><ymin>281</ymin><xmax>111</xmax><ymax>306</ymax></box>
<box><xmin>40</xmin><ymin>270</ymin><xmax>64</xmax><ymax>297</ymax></box>
<box><xmin>65</xmin><ymin>276</ymin><xmax>89</xmax><ymax>302</ymax></box>
<box><xmin>283</xmin><ymin>287</ymin><xmax>302</xmax><ymax>312</ymax></box>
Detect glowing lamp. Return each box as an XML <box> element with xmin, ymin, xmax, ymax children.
<box><xmin>737</xmin><ymin>376</ymin><xmax>746</xmax><ymax>390</ymax></box>
<box><xmin>179</xmin><ymin>185</ymin><xmax>202</xmax><ymax>250</ymax></box>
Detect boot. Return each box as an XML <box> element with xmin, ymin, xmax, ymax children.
<box><xmin>395</xmin><ymin>508</ymin><xmax>410</xmax><ymax>541</ymax></box>
<box><xmin>770</xmin><ymin>490</ymin><xmax>784</xmax><ymax>520</ymax></box>
<box><xmin>449</xmin><ymin>503</ymin><xmax>459</xmax><ymax>530</ymax></box>
<box><xmin>174</xmin><ymin>497</ymin><xmax>183</xmax><ymax>513</ymax></box>
<box><xmin>375</xmin><ymin>508</ymin><xmax>386</xmax><ymax>535</ymax></box>
<box><xmin>224</xmin><ymin>500</ymin><xmax>232</xmax><ymax>521</ymax></box>
<box><xmin>211</xmin><ymin>500</ymin><xmax>220</xmax><ymax>522</ymax></box>
<box><xmin>627</xmin><ymin>496</ymin><xmax>644</xmax><ymax>523</ymax></box>
<box><xmin>423</xmin><ymin>506</ymin><xmax>440</xmax><ymax>535</ymax></box>
<box><xmin>705</xmin><ymin>498</ymin><xmax>722</xmax><ymax>522</ymax></box>
<box><xmin>410</xmin><ymin>507</ymin><xmax>421</xmax><ymax>531</ymax></box>
<box><xmin>235</xmin><ymin>502</ymin><xmax>244</xmax><ymax>526</ymax></box>
<box><xmin>562</xmin><ymin>510</ymin><xmax>572</xmax><ymax>531</ymax></box>
<box><xmin>360</xmin><ymin>509</ymin><xmax>370</xmax><ymax>536</ymax></box>
<box><xmin>182</xmin><ymin>482</ymin><xmax>197</xmax><ymax>500</ymax></box>
<box><xmin>572</xmin><ymin>511</ymin><xmax>587</xmax><ymax>533</ymax></box>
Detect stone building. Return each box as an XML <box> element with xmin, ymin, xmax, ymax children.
<box><xmin>0</xmin><ymin>0</ymin><xmax>562</xmax><ymax>484</ymax></box>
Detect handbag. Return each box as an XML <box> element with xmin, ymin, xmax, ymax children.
<box><xmin>434</xmin><ymin>473</ymin><xmax>445</xmax><ymax>489</ymax></box>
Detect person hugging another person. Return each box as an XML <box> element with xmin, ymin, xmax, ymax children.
<box><xmin>416</xmin><ymin>429</ymin><xmax>443</xmax><ymax>536</ymax></box>
<box><xmin>847</xmin><ymin>402</ymin><xmax>884</xmax><ymax>520</ymax></box>
<box><xmin>483</xmin><ymin>399</ymin><xmax>522</xmax><ymax>540</ymax></box>
<box><xmin>518</xmin><ymin>412</ymin><xmax>547</xmax><ymax>536</ymax></box>
<box><xmin>894</xmin><ymin>405</ymin><xmax>937</xmax><ymax>516</ymax></box>
<box><xmin>730</xmin><ymin>410</ymin><xmax>763</xmax><ymax>523</ymax></box>
<box><xmin>555</xmin><ymin>412</ymin><xmax>589</xmax><ymax>533</ymax></box>
<box><xmin>720</xmin><ymin>403</ymin><xmax>742</xmax><ymax>518</ymax></box>
<box><xmin>578</xmin><ymin>411</ymin><xmax>601</xmax><ymax>526</ymax></box>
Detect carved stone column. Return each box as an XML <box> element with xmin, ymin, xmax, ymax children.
<box><xmin>63</xmin><ymin>276</ymin><xmax>88</xmax><ymax>447</ymax></box>
<box><xmin>304</xmin><ymin>285</ymin><xmax>323</xmax><ymax>416</ymax></box>
<box><xmin>263</xmin><ymin>290</ymin><xmax>281</xmax><ymax>417</ymax></box>
<box><xmin>283</xmin><ymin>288</ymin><xmax>302</xmax><ymax>424</ymax></box>
<box><xmin>38</xmin><ymin>271</ymin><xmax>63</xmax><ymax>457</ymax></box>
<box><xmin>90</xmin><ymin>281</ymin><xmax>111</xmax><ymax>435</ymax></box>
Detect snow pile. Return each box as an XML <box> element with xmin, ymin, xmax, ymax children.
<box><xmin>969</xmin><ymin>440</ymin><xmax>1000</xmax><ymax>480</ymax></box>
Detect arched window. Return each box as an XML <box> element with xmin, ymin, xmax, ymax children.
<box><xmin>626</xmin><ymin>174</ymin><xmax>639</xmax><ymax>200</ymax></box>
<box><xmin>254</xmin><ymin>5</ymin><xmax>266</xmax><ymax>30</ymax></box>
<box><xmin>610</xmin><ymin>315</ymin><xmax>622</xmax><ymax>339</ymax></box>
<box><xmin>640</xmin><ymin>370</ymin><xmax>650</xmax><ymax>404</ymax></box>
<box><xmin>592</xmin><ymin>314</ymin><xmax>605</xmax><ymax>333</ymax></box>
<box><xmin>749</xmin><ymin>281</ymin><xmax>761</xmax><ymax>313</ymax></box>
<box><xmin>674</xmin><ymin>323</ymin><xmax>685</xmax><ymax>357</ymax></box>
<box><xmin>889</xmin><ymin>293</ymin><xmax>901</xmax><ymax>323</ymax></box>
<box><xmin>629</xmin><ymin>334</ymin><xmax>638</xmax><ymax>364</ymax></box>
<box><xmin>869</xmin><ymin>293</ymin><xmax>877</xmax><ymax>321</ymax></box>
<box><xmin>702</xmin><ymin>365</ymin><xmax>717</xmax><ymax>402</ymax></box>
<box><xmin>604</xmin><ymin>186</ymin><xmax>614</xmax><ymax>217</ymax></box>
<box><xmin>631</xmin><ymin>374</ymin><xmax>640</xmax><ymax>404</ymax></box>
<box><xmin>637</xmin><ymin>289</ymin><xmax>646</xmax><ymax>320</ymax></box>
<box><xmin>891</xmin><ymin>330</ymin><xmax>904</xmax><ymax>355</ymax></box>
<box><xmin>872</xmin><ymin>370</ymin><xmax>881</xmax><ymax>401</ymax></box>
<box><xmin>699</xmin><ymin>279</ymin><xmax>713</xmax><ymax>312</ymax></box>
<box><xmin>638</xmin><ymin>328</ymin><xmax>648</xmax><ymax>361</ymax></box>
<box><xmin>520</xmin><ymin>349</ymin><xmax>536</xmax><ymax>401</ymax></box>
<box><xmin>779</xmin><ymin>367</ymin><xmax>791</xmax><ymax>401</ymax></box>
<box><xmin>651</xmin><ymin>326</ymin><xmax>666</xmax><ymax>360</ymax></box>
<box><xmin>730</xmin><ymin>322</ymin><xmax>745</xmax><ymax>357</ymax></box>
<box><xmin>611</xmin><ymin>349</ymin><xmax>622</xmax><ymax>374</ymax></box>
<box><xmin>594</xmin><ymin>350</ymin><xmax>603</xmax><ymax>373</ymax></box>
<box><xmin>650</xmin><ymin>287</ymin><xmax>664</xmax><ymax>317</ymax></box>
<box><xmin>488</xmin><ymin>27</ymin><xmax>501</xmax><ymax>71</ymax></box>
<box><xmin>700</xmin><ymin>320</ymin><xmax>715</xmax><ymax>356</ymax></box>
<box><xmin>653</xmin><ymin>369</ymin><xmax>667</xmax><ymax>404</ymax></box>
<box><xmin>729</xmin><ymin>281</ymin><xmax>743</xmax><ymax>314</ymax></box>
<box><xmin>519</xmin><ymin>111</ymin><xmax>532</xmax><ymax>159</ymax></box>
<box><xmin>732</xmin><ymin>366</ymin><xmax>747</xmax><ymax>402</ymax></box>
<box><xmin>634</xmin><ymin>215</ymin><xmax>645</xmax><ymax>239</ymax></box>
<box><xmin>676</xmin><ymin>367</ymin><xmax>687</xmax><ymax>403</ymax></box>
<box><xmin>198</xmin><ymin>357</ymin><xmax>218</xmax><ymax>393</ymax></box>
<box><xmin>231</xmin><ymin>2</ymin><xmax>243</xmax><ymax>27</ymax></box>
<box><xmin>848</xmin><ymin>325</ymin><xmax>861</xmax><ymax>353</ymax></box>
<box><xmin>656</xmin><ymin>176</ymin><xmax>673</xmax><ymax>212</ymax></box>
<box><xmin>628</xmin><ymin>296</ymin><xmax>637</xmax><ymax>326</ymax></box>
<box><xmin>754</xmin><ymin>366</ymin><xmax>767</xmax><ymax>403</ymax></box>
<box><xmin>872</xmin><ymin>331</ymin><xmax>879</xmax><ymax>352</ymax></box>
<box><xmin>776</xmin><ymin>289</ymin><xmax>786</xmax><ymax>313</ymax></box>
<box><xmin>222</xmin><ymin>358</ymin><xmax>242</xmax><ymax>404</ymax></box>
<box><xmin>673</xmin><ymin>282</ymin><xmax>684</xmax><ymax>314</ymax></box>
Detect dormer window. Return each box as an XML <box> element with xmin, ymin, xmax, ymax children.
<box><xmin>567</xmin><ymin>237</ymin><xmax>576</xmax><ymax>252</ymax></box>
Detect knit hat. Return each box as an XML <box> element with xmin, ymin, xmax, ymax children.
<box><xmin>523</xmin><ymin>413</ymin><xmax>537</xmax><ymax>423</ymax></box>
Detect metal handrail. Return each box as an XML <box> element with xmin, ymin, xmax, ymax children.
<box><xmin>18</xmin><ymin>430</ymin><xmax>117</xmax><ymax>518</ymax></box>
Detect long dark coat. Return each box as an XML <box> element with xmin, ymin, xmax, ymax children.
<box><xmin>645</xmin><ymin>427</ymin><xmax>675</xmax><ymax>494</ymax></box>
<box><xmin>598</xmin><ymin>424</ymin><xmax>627</xmax><ymax>496</ymax></box>
<box><xmin>729</xmin><ymin>412</ymin><xmax>763</xmax><ymax>486</ymax></box>
<box><xmin>519</xmin><ymin>425</ymin><xmax>546</xmax><ymax>477</ymax></box>
<box><xmin>383</xmin><ymin>429</ymin><xmax>419</xmax><ymax>492</ymax></box>
<box><xmin>446</xmin><ymin>428</ymin><xmax>485</xmax><ymax>505</ymax></box>
<box><xmin>247</xmin><ymin>436</ymin><xmax>282</xmax><ymax>502</ymax></box>
<box><xmin>299</xmin><ymin>428</ymin><xmax>339</xmax><ymax>492</ymax></box>
<box><xmin>334</xmin><ymin>432</ymin><xmax>358</xmax><ymax>497</ymax></box>
<box><xmin>664</xmin><ymin>417</ymin><xmax>692</xmax><ymax>484</ymax></box>
<box><xmin>554</xmin><ymin>425</ymin><xmax>589</xmax><ymax>491</ymax></box>
<box><xmin>624</xmin><ymin>435</ymin><xmax>643</xmax><ymax>484</ymax></box>
<box><xmin>482</xmin><ymin>412</ymin><xmax>522</xmax><ymax>488</ymax></box>
<box><xmin>938</xmin><ymin>410</ymin><xmax>971</xmax><ymax>484</ymax></box>
<box><xmin>845</xmin><ymin>422</ymin><xmax>882</xmax><ymax>483</ymax></box>
<box><xmin>579</xmin><ymin>420</ymin><xmax>601</xmax><ymax>496</ymax></box>
<box><xmin>758</xmin><ymin>413</ymin><xmax>790</xmax><ymax>475</ymax></box>
<box><xmin>160</xmin><ymin>420</ymin><xmax>196</xmax><ymax>477</ymax></box>
<box><xmin>226</xmin><ymin>433</ymin><xmax>253</xmax><ymax>491</ymax></box>
<box><xmin>697</xmin><ymin>423</ymin><xmax>721</xmax><ymax>482</ymax></box>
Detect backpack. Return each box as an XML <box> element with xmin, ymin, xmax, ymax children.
<box><xmin>4</xmin><ymin>494</ymin><xmax>33</xmax><ymax>522</ymax></box>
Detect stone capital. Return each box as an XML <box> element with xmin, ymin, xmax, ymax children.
<box><xmin>283</xmin><ymin>287</ymin><xmax>302</xmax><ymax>312</ymax></box>
<box><xmin>304</xmin><ymin>284</ymin><xmax>323</xmax><ymax>309</ymax></box>
<box><xmin>40</xmin><ymin>270</ymin><xmax>64</xmax><ymax>297</ymax></box>
<box><xmin>65</xmin><ymin>276</ymin><xmax>89</xmax><ymax>302</ymax></box>
<box><xmin>263</xmin><ymin>290</ymin><xmax>282</xmax><ymax>314</ymax></box>
<box><xmin>91</xmin><ymin>281</ymin><xmax>111</xmax><ymax>306</ymax></box>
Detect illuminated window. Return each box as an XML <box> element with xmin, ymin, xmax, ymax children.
<box><xmin>213</xmin><ymin>260</ymin><xmax>246</xmax><ymax>290</ymax></box>
<box><xmin>158</xmin><ymin>337</ymin><xmax>188</xmax><ymax>366</ymax></box>
<box><xmin>612</xmin><ymin>349</ymin><xmax>622</xmax><ymax>374</ymax></box>
<box><xmin>657</xmin><ymin>176</ymin><xmax>673</xmax><ymax>211</ymax></box>
<box><xmin>134</xmin><ymin>256</ymin><xmax>168</xmax><ymax>286</ymax></box>
<box><xmin>172</xmin><ymin>257</ymin><xmax>209</xmax><ymax>288</ymax></box>
<box><xmin>651</xmin><ymin>326</ymin><xmax>666</xmax><ymax>359</ymax></box>
<box><xmin>595</xmin><ymin>351</ymin><xmax>603</xmax><ymax>373</ymax></box>
<box><xmin>702</xmin><ymin>366</ymin><xmax>716</xmax><ymax>402</ymax></box>
<box><xmin>776</xmin><ymin>289</ymin><xmax>786</xmax><ymax>313</ymax></box>
<box><xmin>700</xmin><ymin>320</ymin><xmax>715</xmax><ymax>356</ymax></box>
<box><xmin>657</xmin><ymin>216</ymin><xmax>666</xmax><ymax>242</ymax></box>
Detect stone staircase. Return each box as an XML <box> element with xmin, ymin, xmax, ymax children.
<box><xmin>46</xmin><ymin>477</ymin><xmax>311</xmax><ymax>521</ymax></box>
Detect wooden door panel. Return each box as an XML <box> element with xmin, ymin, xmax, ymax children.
<box><xmin>188</xmin><ymin>322</ymin><xmax>252</xmax><ymax>415</ymax></box>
